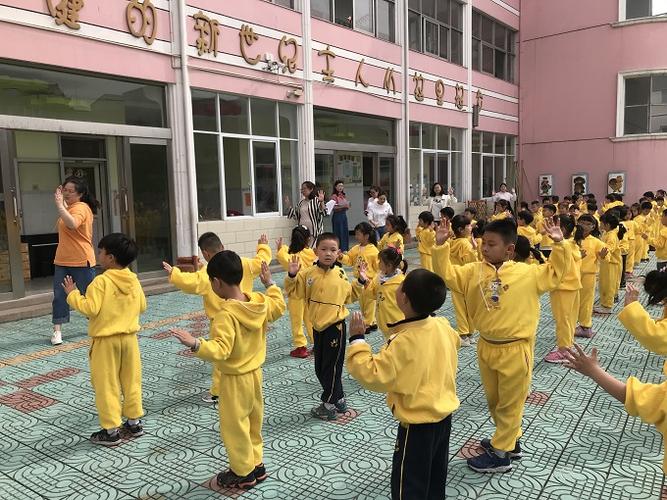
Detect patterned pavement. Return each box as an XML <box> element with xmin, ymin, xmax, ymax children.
<box><xmin>0</xmin><ymin>250</ymin><xmax>665</xmax><ymax>499</ymax></box>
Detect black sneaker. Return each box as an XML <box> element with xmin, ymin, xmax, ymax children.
<box><xmin>310</xmin><ymin>403</ymin><xmax>337</xmax><ymax>421</ymax></box>
<box><xmin>467</xmin><ymin>449</ymin><xmax>512</xmax><ymax>473</ymax></box>
<box><xmin>253</xmin><ymin>463</ymin><xmax>268</xmax><ymax>483</ymax></box>
<box><xmin>90</xmin><ymin>429</ymin><xmax>121</xmax><ymax>447</ymax></box>
<box><xmin>480</xmin><ymin>438</ymin><xmax>522</xmax><ymax>459</ymax></box>
<box><xmin>216</xmin><ymin>469</ymin><xmax>257</xmax><ymax>490</ymax></box>
<box><xmin>334</xmin><ymin>398</ymin><xmax>348</xmax><ymax>413</ymax></box>
<box><xmin>122</xmin><ymin>420</ymin><xmax>144</xmax><ymax>437</ymax></box>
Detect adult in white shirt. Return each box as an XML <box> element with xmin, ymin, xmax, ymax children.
<box><xmin>427</xmin><ymin>182</ymin><xmax>457</xmax><ymax>223</ymax></box>
<box><xmin>490</xmin><ymin>183</ymin><xmax>517</xmax><ymax>203</ymax></box>
<box><xmin>365</xmin><ymin>186</ymin><xmax>380</xmax><ymax>216</ymax></box>
<box><xmin>367</xmin><ymin>191</ymin><xmax>393</xmax><ymax>239</ymax></box>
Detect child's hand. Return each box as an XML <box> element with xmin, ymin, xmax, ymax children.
<box><xmin>349</xmin><ymin>312</ymin><xmax>366</xmax><ymax>336</ymax></box>
<box><xmin>544</xmin><ymin>216</ymin><xmax>564</xmax><ymax>242</ymax></box>
<box><xmin>171</xmin><ymin>328</ymin><xmax>197</xmax><ymax>348</ymax></box>
<box><xmin>624</xmin><ymin>282</ymin><xmax>640</xmax><ymax>306</ymax></box>
<box><xmin>580</xmin><ymin>248</ymin><xmax>587</xmax><ymax>259</ymax></box>
<box><xmin>337</xmin><ymin>249</ymin><xmax>344</xmax><ymax>260</ymax></box>
<box><xmin>288</xmin><ymin>255</ymin><xmax>301</xmax><ymax>276</ymax></box>
<box><xmin>598</xmin><ymin>247</ymin><xmax>609</xmax><ymax>259</ymax></box>
<box><xmin>259</xmin><ymin>261</ymin><xmax>274</xmax><ymax>287</ymax></box>
<box><xmin>317</xmin><ymin>190</ymin><xmax>325</xmax><ymax>203</ymax></box>
<box><xmin>275</xmin><ymin>237</ymin><xmax>283</xmax><ymax>252</ymax></box>
<box><xmin>564</xmin><ymin>344</ymin><xmax>600</xmax><ymax>378</ymax></box>
<box><xmin>641</xmin><ymin>233</ymin><xmax>649</xmax><ymax>240</ymax></box>
<box><xmin>258</xmin><ymin>234</ymin><xmax>268</xmax><ymax>245</ymax></box>
<box><xmin>435</xmin><ymin>219</ymin><xmax>451</xmax><ymax>245</ymax></box>
<box><xmin>162</xmin><ymin>261</ymin><xmax>173</xmax><ymax>275</ymax></box>
<box><xmin>470</xmin><ymin>236</ymin><xmax>477</xmax><ymax>249</ymax></box>
<box><xmin>358</xmin><ymin>262</ymin><xmax>368</xmax><ymax>282</ymax></box>
<box><xmin>62</xmin><ymin>275</ymin><xmax>77</xmax><ymax>295</ymax></box>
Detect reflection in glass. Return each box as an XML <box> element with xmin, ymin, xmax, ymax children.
<box><xmin>253</xmin><ymin>142</ymin><xmax>278</xmax><ymax>213</ymax></box>
<box><xmin>194</xmin><ymin>134</ymin><xmax>221</xmax><ymax>220</ymax></box>
<box><xmin>223</xmin><ymin>138</ymin><xmax>252</xmax><ymax>216</ymax></box>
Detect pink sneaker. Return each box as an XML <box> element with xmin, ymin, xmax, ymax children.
<box><xmin>575</xmin><ymin>326</ymin><xmax>596</xmax><ymax>339</ymax></box>
<box><xmin>544</xmin><ymin>350</ymin><xmax>569</xmax><ymax>364</ymax></box>
<box><xmin>593</xmin><ymin>306</ymin><xmax>612</xmax><ymax>315</ymax></box>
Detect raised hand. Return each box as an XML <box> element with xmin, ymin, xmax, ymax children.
<box><xmin>543</xmin><ymin>216</ymin><xmax>564</xmax><ymax>243</ymax></box>
<box><xmin>54</xmin><ymin>186</ymin><xmax>64</xmax><ymax>207</ymax></box>
<box><xmin>580</xmin><ymin>249</ymin><xmax>587</xmax><ymax>259</ymax></box>
<box><xmin>435</xmin><ymin>219</ymin><xmax>451</xmax><ymax>246</ymax></box>
<box><xmin>171</xmin><ymin>328</ymin><xmax>197</xmax><ymax>348</ymax></box>
<box><xmin>62</xmin><ymin>275</ymin><xmax>77</xmax><ymax>295</ymax></box>
<box><xmin>563</xmin><ymin>344</ymin><xmax>599</xmax><ymax>377</ymax></box>
<box><xmin>162</xmin><ymin>261</ymin><xmax>173</xmax><ymax>275</ymax></box>
<box><xmin>599</xmin><ymin>247</ymin><xmax>609</xmax><ymax>258</ymax></box>
<box><xmin>358</xmin><ymin>261</ymin><xmax>369</xmax><ymax>283</ymax></box>
<box><xmin>624</xmin><ymin>282</ymin><xmax>640</xmax><ymax>306</ymax></box>
<box><xmin>259</xmin><ymin>261</ymin><xmax>273</xmax><ymax>287</ymax></box>
<box><xmin>349</xmin><ymin>311</ymin><xmax>366</xmax><ymax>336</ymax></box>
<box><xmin>317</xmin><ymin>190</ymin><xmax>325</xmax><ymax>203</ymax></box>
<box><xmin>258</xmin><ymin>234</ymin><xmax>268</xmax><ymax>245</ymax></box>
<box><xmin>448</xmin><ymin>186</ymin><xmax>454</xmax><ymax>195</ymax></box>
<box><xmin>288</xmin><ymin>254</ymin><xmax>301</xmax><ymax>276</ymax></box>
<box><xmin>284</xmin><ymin>195</ymin><xmax>291</xmax><ymax>208</ymax></box>
<box><xmin>275</xmin><ymin>237</ymin><xmax>283</xmax><ymax>253</ymax></box>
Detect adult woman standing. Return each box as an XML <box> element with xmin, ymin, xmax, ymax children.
<box><xmin>330</xmin><ymin>180</ymin><xmax>350</xmax><ymax>251</ymax></box>
<box><xmin>285</xmin><ymin>181</ymin><xmax>326</xmax><ymax>246</ymax></box>
<box><xmin>491</xmin><ymin>183</ymin><xmax>517</xmax><ymax>204</ymax></box>
<box><xmin>51</xmin><ymin>176</ymin><xmax>99</xmax><ymax>345</ymax></box>
<box><xmin>365</xmin><ymin>186</ymin><xmax>380</xmax><ymax>216</ymax></box>
<box><xmin>367</xmin><ymin>191</ymin><xmax>393</xmax><ymax>239</ymax></box>
<box><xmin>427</xmin><ymin>182</ymin><xmax>457</xmax><ymax>223</ymax></box>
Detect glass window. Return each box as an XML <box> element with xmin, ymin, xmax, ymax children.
<box><xmin>473</xmin><ymin>11</ymin><xmax>481</xmax><ymax>37</ymax></box>
<box><xmin>425</xmin><ymin>20</ymin><xmax>439</xmax><ymax>55</ymax></box>
<box><xmin>437</xmin><ymin>126</ymin><xmax>449</xmax><ymax>151</ymax></box>
<box><xmin>377</xmin><ymin>0</ymin><xmax>396</xmax><ymax>42</ymax></box>
<box><xmin>626</xmin><ymin>0</ymin><xmax>667</xmax><ymax>18</ymax></box>
<box><xmin>422</xmin><ymin>0</ymin><xmax>436</xmax><ymax>18</ymax></box>
<box><xmin>409</xmin><ymin>10</ymin><xmax>422</xmax><ymax>51</ymax></box>
<box><xmin>471</xmin><ymin>154</ymin><xmax>481</xmax><ymax>199</ymax></box>
<box><xmin>408</xmin><ymin>1</ymin><xmax>463</xmax><ymax>65</ymax></box>
<box><xmin>482</xmin><ymin>156</ymin><xmax>494</xmax><ymax>197</ymax></box>
<box><xmin>192</xmin><ymin>90</ymin><xmax>217</xmax><ymax>132</ymax></box>
<box><xmin>423</xmin><ymin>152</ymin><xmax>436</xmax><ymax>199</ymax></box>
<box><xmin>437</xmin><ymin>0</ymin><xmax>450</xmax><ymax>23</ymax></box>
<box><xmin>356</xmin><ymin>0</ymin><xmax>374</xmax><ymax>33</ymax></box>
<box><xmin>409</xmin><ymin>149</ymin><xmax>422</xmax><ymax>206</ymax></box>
<box><xmin>494</xmin><ymin>50</ymin><xmax>506</xmax><ymax>80</ymax></box>
<box><xmin>422</xmin><ymin>123</ymin><xmax>436</xmax><ymax>149</ymax></box>
<box><xmin>251</xmin><ymin>98</ymin><xmax>277</xmax><ymax>137</ymax></box>
<box><xmin>280</xmin><ymin>140</ymin><xmax>299</xmax><ymax>207</ymax></box>
<box><xmin>220</xmin><ymin>94</ymin><xmax>249</xmax><ymax>134</ymax></box>
<box><xmin>335</xmin><ymin>0</ymin><xmax>354</xmax><ymax>27</ymax></box>
<box><xmin>482</xmin><ymin>132</ymin><xmax>493</xmax><ymax>153</ymax></box>
<box><xmin>451</xmin><ymin>1</ymin><xmax>463</xmax><ymax>29</ymax></box>
<box><xmin>437</xmin><ymin>153</ymin><xmax>449</xmax><ymax>189</ymax></box>
<box><xmin>482</xmin><ymin>45</ymin><xmax>494</xmax><ymax>74</ymax></box>
<box><xmin>626</xmin><ymin>77</ymin><xmax>650</xmax><ymax>106</ymax></box>
<box><xmin>451</xmin><ymin>30</ymin><xmax>463</xmax><ymax>65</ymax></box>
<box><xmin>0</xmin><ymin>62</ymin><xmax>166</xmax><ymax>127</ymax></box>
<box><xmin>409</xmin><ymin>122</ymin><xmax>421</xmax><ymax>148</ymax></box>
<box><xmin>409</xmin><ymin>0</ymin><xmax>420</xmax><ymax>9</ymax></box>
<box><xmin>481</xmin><ymin>16</ymin><xmax>493</xmax><ymax>43</ymax></box>
<box><xmin>472</xmin><ymin>131</ymin><xmax>481</xmax><ymax>152</ymax></box>
<box><xmin>271</xmin><ymin>0</ymin><xmax>295</xmax><ymax>7</ymax></box>
<box><xmin>624</xmin><ymin>75</ymin><xmax>667</xmax><ymax>135</ymax></box>
<box><xmin>314</xmin><ymin>108</ymin><xmax>395</xmax><ymax>145</ymax></box>
<box><xmin>450</xmin><ymin>128</ymin><xmax>463</xmax><ymax>151</ymax></box>
<box><xmin>450</xmin><ymin>152</ymin><xmax>462</xmax><ymax>195</ymax></box>
<box><xmin>279</xmin><ymin>103</ymin><xmax>298</xmax><ymax>138</ymax></box>
<box><xmin>194</xmin><ymin>133</ymin><xmax>221</xmax><ymax>220</ymax></box>
<box><xmin>625</xmin><ymin>106</ymin><xmax>649</xmax><ymax>134</ymax></box>
<box><xmin>472</xmin><ymin>41</ymin><xmax>481</xmax><ymax>71</ymax></box>
<box><xmin>474</xmin><ymin>11</ymin><xmax>516</xmax><ymax>83</ymax></box>
<box><xmin>223</xmin><ymin>138</ymin><xmax>251</xmax><ymax>216</ymax></box>
<box><xmin>494</xmin><ymin>135</ymin><xmax>505</xmax><ymax>155</ymax></box>
<box><xmin>495</xmin><ymin>24</ymin><xmax>507</xmax><ymax>49</ymax></box>
<box><xmin>494</xmin><ymin>156</ymin><xmax>505</xmax><ymax>188</ymax></box>
<box><xmin>439</xmin><ymin>25</ymin><xmax>449</xmax><ymax>58</ymax></box>
<box><xmin>312</xmin><ymin>0</ymin><xmax>331</xmax><ymax>19</ymax></box>
<box><xmin>253</xmin><ymin>141</ymin><xmax>278</xmax><ymax>213</ymax></box>
<box><xmin>61</xmin><ymin>136</ymin><xmax>105</xmax><ymax>158</ymax></box>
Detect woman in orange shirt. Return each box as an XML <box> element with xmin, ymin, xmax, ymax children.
<box><xmin>51</xmin><ymin>176</ymin><xmax>99</xmax><ymax>346</ymax></box>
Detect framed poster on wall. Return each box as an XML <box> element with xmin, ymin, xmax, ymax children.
<box><xmin>571</xmin><ymin>174</ymin><xmax>588</xmax><ymax>195</ymax></box>
<box><xmin>539</xmin><ymin>174</ymin><xmax>553</xmax><ymax>196</ymax></box>
<box><xmin>607</xmin><ymin>172</ymin><xmax>626</xmax><ymax>194</ymax></box>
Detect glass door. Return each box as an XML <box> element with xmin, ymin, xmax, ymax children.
<box><xmin>121</xmin><ymin>139</ymin><xmax>173</xmax><ymax>274</ymax></box>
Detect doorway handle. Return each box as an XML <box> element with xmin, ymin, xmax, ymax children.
<box><xmin>10</xmin><ymin>188</ymin><xmax>19</xmax><ymax>224</ymax></box>
<box><xmin>122</xmin><ymin>191</ymin><xmax>129</xmax><ymax>214</ymax></box>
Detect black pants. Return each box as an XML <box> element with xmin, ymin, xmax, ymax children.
<box><xmin>620</xmin><ymin>254</ymin><xmax>627</xmax><ymax>287</ymax></box>
<box><xmin>542</xmin><ymin>249</ymin><xmax>552</xmax><ymax>259</ymax></box>
<box><xmin>391</xmin><ymin>415</ymin><xmax>452</xmax><ymax>500</ymax></box>
<box><xmin>658</xmin><ymin>261</ymin><xmax>667</xmax><ymax>272</ymax></box>
<box><xmin>313</xmin><ymin>321</ymin><xmax>346</xmax><ymax>404</ymax></box>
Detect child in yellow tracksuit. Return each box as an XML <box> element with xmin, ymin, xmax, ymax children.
<box><xmin>172</xmin><ymin>251</ymin><xmax>285</xmax><ymax>490</ymax></box>
<box><xmin>355</xmin><ymin>246</ymin><xmax>406</xmax><ymax>338</ymax></box>
<box><xmin>378</xmin><ymin>215</ymin><xmax>407</xmax><ymax>254</ymax></box>
<box><xmin>517</xmin><ymin>211</ymin><xmax>542</xmax><ymax>247</ymax></box>
<box><xmin>415</xmin><ymin>211</ymin><xmax>436</xmax><ymax>271</ymax></box>
<box><xmin>595</xmin><ymin>212</ymin><xmax>625</xmax><ymax>314</ymax></box>
<box><xmin>449</xmin><ymin>215</ymin><xmax>479</xmax><ymax>346</ymax></box>
<box><xmin>64</xmin><ymin>233</ymin><xmax>146</xmax><ymax>446</ymax></box>
<box><xmin>285</xmin><ymin>232</ymin><xmax>352</xmax><ymax>421</ymax></box>
<box><xmin>538</xmin><ymin>204</ymin><xmax>557</xmax><ymax>258</ymax></box>
<box><xmin>163</xmin><ymin>232</ymin><xmax>271</xmax><ymax>403</ymax></box>
<box><xmin>645</xmin><ymin>208</ymin><xmax>667</xmax><ymax>272</ymax></box>
<box><xmin>513</xmin><ymin>236</ymin><xmax>546</xmax><ymax>265</ymax></box>
<box><xmin>346</xmin><ymin>269</ymin><xmax>459</xmax><ymax>499</ymax></box>
<box><xmin>635</xmin><ymin>201</ymin><xmax>653</xmax><ymax>263</ymax></box>
<box><xmin>340</xmin><ymin>222</ymin><xmax>379</xmax><ymax>331</ymax></box>
<box><xmin>565</xmin><ymin>269</ymin><xmax>667</xmax><ymax>473</ymax></box>
<box><xmin>433</xmin><ymin>217</ymin><xmax>570</xmax><ymax>472</ymax></box>
<box><xmin>574</xmin><ymin>215</ymin><xmax>609</xmax><ymax>339</ymax></box>
<box><xmin>545</xmin><ymin>216</ymin><xmax>583</xmax><ymax>363</ymax></box>
<box><xmin>276</xmin><ymin>226</ymin><xmax>316</xmax><ymax>358</ymax></box>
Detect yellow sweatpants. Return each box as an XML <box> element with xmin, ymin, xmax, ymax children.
<box><xmin>89</xmin><ymin>334</ymin><xmax>143</xmax><ymax>430</ymax></box>
<box><xmin>550</xmin><ymin>289</ymin><xmax>580</xmax><ymax>348</ymax></box>
<box><xmin>577</xmin><ymin>273</ymin><xmax>597</xmax><ymax>328</ymax></box>
<box><xmin>288</xmin><ymin>297</ymin><xmax>312</xmax><ymax>348</ymax></box>
<box><xmin>218</xmin><ymin>369</ymin><xmax>264</xmax><ymax>477</ymax></box>
<box><xmin>599</xmin><ymin>262</ymin><xmax>621</xmax><ymax>308</ymax></box>
<box><xmin>626</xmin><ymin>241</ymin><xmax>635</xmax><ymax>271</ymax></box>
<box><xmin>451</xmin><ymin>291</ymin><xmax>471</xmax><ymax>336</ymax></box>
<box><xmin>419</xmin><ymin>252</ymin><xmax>433</xmax><ymax>272</ymax></box>
<box><xmin>478</xmin><ymin>338</ymin><xmax>533</xmax><ymax>452</ymax></box>
<box><xmin>360</xmin><ymin>287</ymin><xmax>377</xmax><ymax>328</ymax></box>
<box><xmin>633</xmin><ymin>237</ymin><xmax>644</xmax><ymax>267</ymax></box>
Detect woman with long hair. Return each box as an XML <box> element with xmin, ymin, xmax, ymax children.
<box><xmin>285</xmin><ymin>181</ymin><xmax>326</xmax><ymax>246</ymax></box>
<box><xmin>330</xmin><ymin>180</ymin><xmax>350</xmax><ymax>251</ymax></box>
<box><xmin>50</xmin><ymin>176</ymin><xmax>99</xmax><ymax>345</ymax></box>
<box><xmin>427</xmin><ymin>182</ymin><xmax>457</xmax><ymax>224</ymax></box>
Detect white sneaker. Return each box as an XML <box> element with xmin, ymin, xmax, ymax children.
<box><xmin>459</xmin><ymin>335</ymin><xmax>472</xmax><ymax>347</ymax></box>
<box><xmin>50</xmin><ymin>331</ymin><xmax>63</xmax><ymax>345</ymax></box>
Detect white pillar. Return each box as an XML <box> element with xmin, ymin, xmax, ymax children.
<box><xmin>463</xmin><ymin>0</ymin><xmax>473</xmax><ymax>202</ymax></box>
<box><xmin>396</xmin><ymin>0</ymin><xmax>409</xmax><ymax>216</ymax></box>
<box><xmin>300</xmin><ymin>1</ymin><xmax>316</xmax><ymax>183</ymax></box>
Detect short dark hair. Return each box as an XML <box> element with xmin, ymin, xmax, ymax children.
<box><xmin>316</xmin><ymin>232</ymin><xmax>339</xmax><ymax>247</ymax></box>
<box><xmin>587</xmin><ymin>202</ymin><xmax>598</xmax><ymax>211</ymax></box>
<box><xmin>641</xmin><ymin>201</ymin><xmax>653</xmax><ymax>211</ymax></box>
<box><xmin>464</xmin><ymin>206</ymin><xmax>477</xmax><ymax>216</ymax></box>
<box><xmin>98</xmin><ymin>233</ymin><xmax>138</xmax><ymax>267</ymax></box>
<box><xmin>198</xmin><ymin>232</ymin><xmax>223</xmax><ymax>254</ymax></box>
<box><xmin>440</xmin><ymin>207</ymin><xmax>455</xmax><ymax>220</ymax></box>
<box><xmin>530</xmin><ymin>200</ymin><xmax>540</xmax><ymax>206</ymax></box>
<box><xmin>207</xmin><ymin>250</ymin><xmax>243</xmax><ymax>285</ymax></box>
<box><xmin>418</xmin><ymin>211</ymin><xmax>434</xmax><ymax>224</ymax></box>
<box><xmin>543</xmin><ymin>204</ymin><xmax>557</xmax><ymax>214</ymax></box>
<box><xmin>644</xmin><ymin>270</ymin><xmax>667</xmax><ymax>306</ymax></box>
<box><xmin>644</xmin><ymin>191</ymin><xmax>655</xmax><ymax>199</ymax></box>
<box><xmin>401</xmin><ymin>269</ymin><xmax>446</xmax><ymax>315</ymax></box>
<box><xmin>551</xmin><ymin>195</ymin><xmax>560</xmax><ymax>203</ymax></box>
<box><xmin>485</xmin><ymin>218</ymin><xmax>518</xmax><ymax>245</ymax></box>
<box><xmin>517</xmin><ymin>210</ymin><xmax>534</xmax><ymax>225</ymax></box>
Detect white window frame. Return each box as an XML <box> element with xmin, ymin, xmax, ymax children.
<box><xmin>471</xmin><ymin>132</ymin><xmax>515</xmax><ymax>199</ymax></box>
<box><xmin>618</xmin><ymin>0</ymin><xmax>667</xmax><ymax>22</ymax></box>
<box><xmin>616</xmin><ymin>69</ymin><xmax>667</xmax><ymax>139</ymax></box>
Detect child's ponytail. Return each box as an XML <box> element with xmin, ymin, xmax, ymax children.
<box><xmin>386</xmin><ymin>215</ymin><xmax>408</xmax><ymax>235</ymax></box>
<box><xmin>288</xmin><ymin>225</ymin><xmax>310</xmax><ymax>254</ymax></box>
<box><xmin>354</xmin><ymin>221</ymin><xmax>377</xmax><ymax>246</ymax></box>
<box><xmin>617</xmin><ymin>222</ymin><xmax>627</xmax><ymax>241</ymax></box>
<box><xmin>379</xmin><ymin>246</ymin><xmax>405</xmax><ymax>273</ymax></box>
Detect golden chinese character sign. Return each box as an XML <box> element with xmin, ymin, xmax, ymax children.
<box><xmin>46</xmin><ymin>0</ymin><xmax>84</xmax><ymax>30</ymax></box>
<box><xmin>126</xmin><ymin>0</ymin><xmax>158</xmax><ymax>45</ymax></box>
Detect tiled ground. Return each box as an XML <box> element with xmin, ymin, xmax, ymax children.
<box><xmin>0</xmin><ymin>250</ymin><xmax>665</xmax><ymax>499</ymax></box>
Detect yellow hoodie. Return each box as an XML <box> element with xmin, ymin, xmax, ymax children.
<box><xmin>195</xmin><ymin>286</ymin><xmax>286</xmax><ymax>375</ymax></box>
<box><xmin>347</xmin><ymin>315</ymin><xmax>460</xmax><ymax>424</ymax></box>
<box><xmin>285</xmin><ymin>263</ymin><xmax>352</xmax><ymax>331</ymax></box>
<box><xmin>650</xmin><ymin>226</ymin><xmax>667</xmax><ymax>260</ymax></box>
<box><xmin>618</xmin><ymin>302</ymin><xmax>667</xmax><ymax>472</ymax></box>
<box><xmin>67</xmin><ymin>268</ymin><xmax>146</xmax><ymax>337</ymax></box>
<box><xmin>538</xmin><ymin>218</ymin><xmax>555</xmax><ymax>248</ymax></box>
<box><xmin>432</xmin><ymin>241</ymin><xmax>570</xmax><ymax>341</ymax></box>
<box><xmin>340</xmin><ymin>244</ymin><xmax>379</xmax><ymax>280</ymax></box>
<box><xmin>378</xmin><ymin>231</ymin><xmax>404</xmax><ymax>254</ymax></box>
<box><xmin>276</xmin><ymin>245</ymin><xmax>316</xmax><ymax>271</ymax></box>
<box><xmin>580</xmin><ymin>235</ymin><xmax>609</xmax><ymax>275</ymax></box>
<box><xmin>355</xmin><ymin>272</ymin><xmax>405</xmax><ymax>335</ymax></box>
<box><xmin>169</xmin><ymin>244</ymin><xmax>272</xmax><ymax>319</ymax></box>
<box><xmin>415</xmin><ymin>226</ymin><xmax>436</xmax><ymax>256</ymax></box>
<box><xmin>556</xmin><ymin>238</ymin><xmax>582</xmax><ymax>291</ymax></box>
<box><xmin>518</xmin><ymin>225</ymin><xmax>542</xmax><ymax>246</ymax></box>
<box><xmin>601</xmin><ymin>228</ymin><xmax>622</xmax><ymax>266</ymax></box>
<box><xmin>449</xmin><ymin>237</ymin><xmax>478</xmax><ymax>266</ymax></box>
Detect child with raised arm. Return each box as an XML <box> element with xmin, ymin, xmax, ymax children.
<box><xmin>276</xmin><ymin>226</ymin><xmax>316</xmax><ymax>358</ymax></box>
<box><xmin>172</xmin><ymin>253</ymin><xmax>285</xmax><ymax>490</ymax></box>
<box><xmin>415</xmin><ymin>211</ymin><xmax>436</xmax><ymax>271</ymax></box>
<box><xmin>594</xmin><ymin>213</ymin><xmax>625</xmax><ymax>315</ymax></box>
<box><xmin>432</xmin><ymin>217</ymin><xmax>570</xmax><ymax>473</ymax></box>
<box><xmin>449</xmin><ymin>215</ymin><xmax>479</xmax><ymax>347</ymax></box>
<box><xmin>565</xmin><ymin>270</ymin><xmax>667</xmax><ymax>473</ymax></box>
<box><xmin>346</xmin><ymin>269</ymin><xmax>459</xmax><ymax>500</ymax></box>
<box><xmin>163</xmin><ymin>232</ymin><xmax>271</xmax><ymax>403</ymax></box>
<box><xmin>63</xmin><ymin>233</ymin><xmax>146</xmax><ymax>446</ymax></box>
<box><xmin>285</xmin><ymin>232</ymin><xmax>352</xmax><ymax>421</ymax></box>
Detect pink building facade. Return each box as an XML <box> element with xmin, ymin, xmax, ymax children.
<box><xmin>0</xmin><ymin>0</ymin><xmax>519</xmax><ymax>304</ymax></box>
<box><xmin>520</xmin><ymin>0</ymin><xmax>667</xmax><ymax>203</ymax></box>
